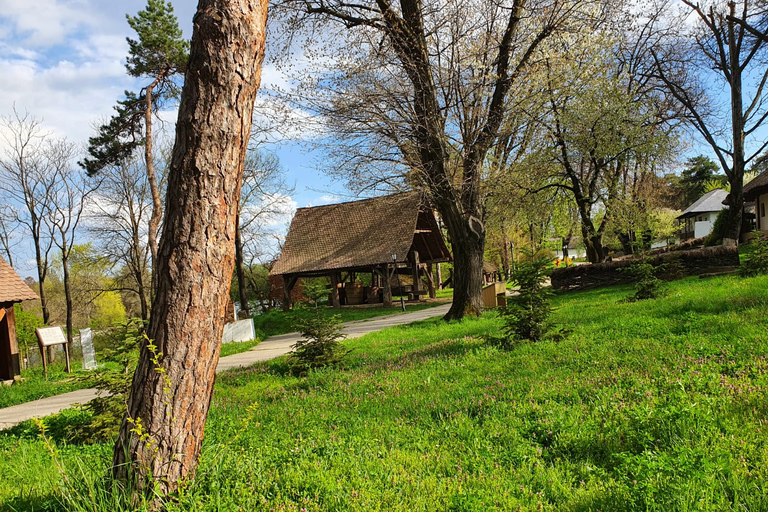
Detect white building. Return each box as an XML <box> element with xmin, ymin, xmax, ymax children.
<box><xmin>744</xmin><ymin>171</ymin><xmax>768</xmax><ymax>235</ymax></box>
<box><xmin>676</xmin><ymin>189</ymin><xmax>728</xmax><ymax>240</ymax></box>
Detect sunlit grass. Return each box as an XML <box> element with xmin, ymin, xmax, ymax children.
<box><xmin>2</xmin><ymin>275</ymin><xmax>768</xmax><ymax>510</ymax></box>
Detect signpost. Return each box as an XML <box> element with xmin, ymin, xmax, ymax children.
<box><xmin>35</xmin><ymin>327</ymin><xmax>71</xmax><ymax>376</ymax></box>
<box><xmin>79</xmin><ymin>328</ymin><xmax>97</xmax><ymax>370</ymax></box>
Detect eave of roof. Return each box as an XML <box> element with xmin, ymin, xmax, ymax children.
<box><xmin>676</xmin><ymin>189</ymin><xmax>728</xmax><ymax>219</ymax></box>
<box><xmin>0</xmin><ymin>257</ymin><xmax>38</xmax><ymax>303</ymax></box>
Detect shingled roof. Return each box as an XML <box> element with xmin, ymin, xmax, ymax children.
<box><xmin>271</xmin><ymin>192</ymin><xmax>450</xmax><ymax>276</ymax></box>
<box><xmin>744</xmin><ymin>169</ymin><xmax>768</xmax><ymax>201</ymax></box>
<box><xmin>677</xmin><ymin>189</ymin><xmax>728</xmax><ymax>219</ymax></box>
<box><xmin>0</xmin><ymin>257</ymin><xmax>38</xmax><ymax>304</ymax></box>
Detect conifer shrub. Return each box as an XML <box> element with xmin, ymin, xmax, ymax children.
<box><xmin>290</xmin><ymin>311</ymin><xmax>347</xmax><ymax>375</ymax></box>
<box><xmin>66</xmin><ymin>319</ymin><xmax>143</xmax><ymax>443</ymax></box>
<box><xmin>622</xmin><ymin>260</ymin><xmax>666</xmax><ymax>301</ymax></box>
<box><xmin>739</xmin><ymin>231</ymin><xmax>768</xmax><ymax>277</ymax></box>
<box><xmin>500</xmin><ymin>258</ymin><xmax>556</xmax><ymax>346</ymax></box>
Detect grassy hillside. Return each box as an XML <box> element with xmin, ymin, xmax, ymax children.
<box><xmin>1</xmin><ymin>275</ymin><xmax>767</xmax><ymax>511</ymax></box>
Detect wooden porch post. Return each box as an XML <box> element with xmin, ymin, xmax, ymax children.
<box><xmin>382</xmin><ymin>265</ymin><xmax>393</xmax><ymax>308</ymax></box>
<box><xmin>330</xmin><ymin>272</ymin><xmax>341</xmax><ymax>309</ymax></box>
<box><xmin>282</xmin><ymin>275</ymin><xmax>297</xmax><ymax>311</ymax></box>
<box><xmin>426</xmin><ymin>263</ymin><xmax>436</xmax><ymax>299</ymax></box>
<box><xmin>410</xmin><ymin>251</ymin><xmax>421</xmax><ymax>296</ymax></box>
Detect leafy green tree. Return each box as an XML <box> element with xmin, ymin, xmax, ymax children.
<box><xmin>82</xmin><ymin>0</ymin><xmax>188</xmax><ymax>272</ymax></box>
<box><xmin>677</xmin><ymin>155</ymin><xmax>724</xmax><ymax>207</ymax></box>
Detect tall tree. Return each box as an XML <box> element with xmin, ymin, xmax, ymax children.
<box><xmin>652</xmin><ymin>0</ymin><xmax>768</xmax><ymax>245</ymax></box>
<box><xmin>87</xmin><ymin>157</ymin><xmax>153</xmax><ymax>321</ymax></box>
<box><xmin>278</xmin><ymin>0</ymin><xmax>598</xmax><ymax>319</ymax></box>
<box><xmin>235</xmin><ymin>150</ymin><xmax>293</xmax><ymax>317</ymax></box>
<box><xmin>82</xmin><ymin>0</ymin><xmax>188</xmax><ymax>276</ymax></box>
<box><xmin>45</xmin><ymin>140</ymin><xmax>95</xmax><ymax>350</ymax></box>
<box><xmin>0</xmin><ymin>109</ymin><xmax>58</xmax><ymax>325</ymax></box>
<box><xmin>677</xmin><ymin>155</ymin><xmax>724</xmax><ymax>206</ymax></box>
<box><xmin>112</xmin><ymin>0</ymin><xmax>269</xmax><ymax>497</ymax></box>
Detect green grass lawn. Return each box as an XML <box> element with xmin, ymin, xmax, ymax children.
<box><xmin>0</xmin><ymin>362</ymin><xmax>94</xmax><ymax>409</ymax></box>
<box><xmin>252</xmin><ymin>298</ymin><xmax>451</xmax><ymax>339</ymax></box>
<box><xmin>0</xmin><ymin>299</ymin><xmax>452</xmax><ymax>410</ymax></box>
<box><xmin>2</xmin><ymin>275</ymin><xmax>768</xmax><ymax>510</ymax></box>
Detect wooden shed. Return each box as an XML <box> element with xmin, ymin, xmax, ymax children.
<box><xmin>0</xmin><ymin>257</ymin><xmax>38</xmax><ymax>380</ymax></box>
<box><xmin>270</xmin><ymin>192</ymin><xmax>451</xmax><ymax>309</ymax></box>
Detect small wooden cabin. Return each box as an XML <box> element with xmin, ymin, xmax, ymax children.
<box><xmin>270</xmin><ymin>192</ymin><xmax>451</xmax><ymax>309</ymax></box>
<box><xmin>0</xmin><ymin>257</ymin><xmax>38</xmax><ymax>380</ymax></box>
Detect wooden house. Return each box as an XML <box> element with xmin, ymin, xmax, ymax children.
<box><xmin>0</xmin><ymin>257</ymin><xmax>38</xmax><ymax>380</ymax></box>
<box><xmin>270</xmin><ymin>192</ymin><xmax>451</xmax><ymax>309</ymax></box>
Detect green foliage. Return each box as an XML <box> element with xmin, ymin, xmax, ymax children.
<box><xmin>290</xmin><ymin>311</ymin><xmax>347</xmax><ymax>375</ymax></box>
<box><xmin>739</xmin><ymin>231</ymin><xmax>768</xmax><ymax>277</ymax></box>
<box><xmin>501</xmin><ymin>258</ymin><xmax>554</xmax><ymax>345</ymax></box>
<box><xmin>678</xmin><ymin>155</ymin><xmax>724</xmax><ymax>207</ymax></box>
<box><xmin>13</xmin><ymin>304</ymin><xmax>42</xmax><ymax>360</ymax></box>
<box><xmin>90</xmin><ymin>291</ymin><xmax>127</xmax><ymax>330</ymax></box>
<box><xmin>125</xmin><ymin>0</ymin><xmax>188</xmax><ymax>79</ymax></box>
<box><xmin>621</xmin><ymin>260</ymin><xmax>666</xmax><ymax>301</ymax></box>
<box><xmin>704</xmin><ymin>208</ymin><xmax>729</xmax><ymax>246</ymax></box>
<box><xmin>301</xmin><ymin>278</ymin><xmax>328</xmax><ymax>308</ymax></box>
<box><xmin>65</xmin><ymin>320</ymin><xmax>144</xmax><ymax>443</ymax></box>
<box><xmin>79</xmin><ymin>93</ymin><xmax>144</xmax><ymax>175</ymax></box>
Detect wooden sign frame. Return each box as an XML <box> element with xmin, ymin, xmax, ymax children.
<box><xmin>35</xmin><ymin>326</ymin><xmax>71</xmax><ymax>376</ymax></box>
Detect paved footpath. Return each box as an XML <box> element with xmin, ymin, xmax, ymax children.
<box><xmin>0</xmin><ymin>303</ymin><xmax>451</xmax><ymax>429</ymax></box>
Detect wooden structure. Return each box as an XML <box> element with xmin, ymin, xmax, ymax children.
<box><xmin>35</xmin><ymin>326</ymin><xmax>70</xmax><ymax>376</ymax></box>
<box><xmin>745</xmin><ymin>169</ymin><xmax>768</xmax><ymax>236</ymax></box>
<box><xmin>0</xmin><ymin>257</ymin><xmax>38</xmax><ymax>380</ymax></box>
<box><xmin>270</xmin><ymin>192</ymin><xmax>451</xmax><ymax>309</ymax></box>
<box><xmin>482</xmin><ymin>282</ymin><xmax>507</xmax><ymax>308</ymax></box>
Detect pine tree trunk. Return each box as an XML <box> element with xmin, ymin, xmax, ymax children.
<box><xmin>145</xmin><ymin>80</ymin><xmax>163</xmax><ymax>289</ymax></box>
<box><xmin>112</xmin><ymin>0</ymin><xmax>269</xmax><ymax>496</ymax></box>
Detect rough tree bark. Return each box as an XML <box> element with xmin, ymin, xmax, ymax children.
<box><xmin>113</xmin><ymin>0</ymin><xmax>269</xmax><ymax>495</ymax></box>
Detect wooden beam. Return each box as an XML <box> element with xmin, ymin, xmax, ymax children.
<box><xmin>410</xmin><ymin>250</ymin><xmax>421</xmax><ymax>293</ymax></box>
<box><xmin>426</xmin><ymin>263</ymin><xmax>436</xmax><ymax>299</ymax></box>
<box><xmin>330</xmin><ymin>273</ymin><xmax>341</xmax><ymax>309</ymax></box>
<box><xmin>382</xmin><ymin>264</ymin><xmax>393</xmax><ymax>308</ymax></box>
<box><xmin>282</xmin><ymin>275</ymin><xmax>298</xmax><ymax>311</ymax></box>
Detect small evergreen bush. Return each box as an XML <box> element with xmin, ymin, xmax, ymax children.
<box><xmin>290</xmin><ymin>311</ymin><xmax>347</xmax><ymax>375</ymax></box>
<box><xmin>622</xmin><ymin>260</ymin><xmax>666</xmax><ymax>301</ymax></box>
<box><xmin>739</xmin><ymin>231</ymin><xmax>768</xmax><ymax>277</ymax></box>
<box><xmin>501</xmin><ymin>258</ymin><xmax>555</xmax><ymax>346</ymax></box>
<box><xmin>66</xmin><ymin>319</ymin><xmax>144</xmax><ymax>443</ymax></box>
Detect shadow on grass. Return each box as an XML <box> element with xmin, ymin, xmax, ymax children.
<box><xmin>0</xmin><ymin>407</ymin><xmax>93</xmax><ymax>445</ymax></box>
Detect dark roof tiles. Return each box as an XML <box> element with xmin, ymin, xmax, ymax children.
<box><xmin>271</xmin><ymin>192</ymin><xmax>430</xmax><ymax>275</ymax></box>
<box><xmin>677</xmin><ymin>189</ymin><xmax>728</xmax><ymax>219</ymax></box>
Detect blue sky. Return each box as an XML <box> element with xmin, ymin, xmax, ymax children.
<box><xmin>0</xmin><ymin>0</ymin><xmax>346</xmax><ymax>221</ymax></box>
